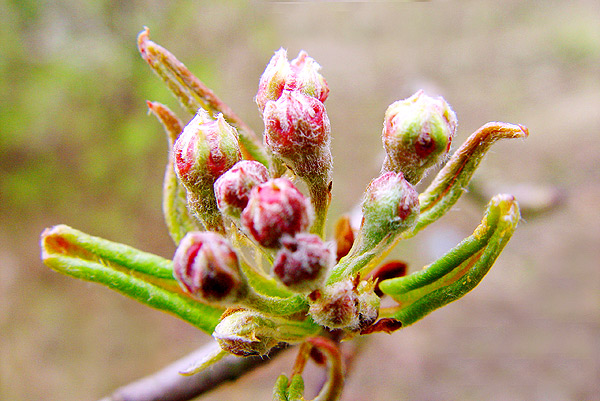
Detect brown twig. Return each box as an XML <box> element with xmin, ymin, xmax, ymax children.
<box><xmin>99</xmin><ymin>342</ymin><xmax>284</xmax><ymax>401</ymax></box>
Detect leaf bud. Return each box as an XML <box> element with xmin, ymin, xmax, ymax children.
<box><xmin>213</xmin><ymin>309</ymin><xmax>317</xmax><ymax>357</ymax></box>
<box><xmin>272</xmin><ymin>233</ymin><xmax>332</xmax><ymax>293</ymax></box>
<box><xmin>255</xmin><ymin>49</ymin><xmax>329</xmax><ymax>113</ymax></box>
<box><xmin>173</xmin><ymin>231</ymin><xmax>245</xmax><ymax>304</ymax></box>
<box><xmin>241</xmin><ymin>178</ymin><xmax>313</xmax><ymax>248</ymax></box>
<box><xmin>263</xmin><ymin>90</ymin><xmax>332</xmax><ymax>181</ymax></box>
<box><xmin>213</xmin><ymin>160</ymin><xmax>269</xmax><ymax>219</ymax></box>
<box><xmin>360</xmin><ymin>171</ymin><xmax>420</xmax><ymax>250</ymax></box>
<box><xmin>382</xmin><ymin>90</ymin><xmax>458</xmax><ymax>184</ymax></box>
<box><xmin>173</xmin><ymin>110</ymin><xmax>242</xmax><ymax>231</ymax></box>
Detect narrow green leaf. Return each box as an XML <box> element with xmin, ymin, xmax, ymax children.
<box><xmin>409</xmin><ymin>122</ymin><xmax>528</xmax><ymax>237</ymax></box>
<box><xmin>137</xmin><ymin>27</ymin><xmax>269</xmax><ymax>166</ymax></box>
<box><xmin>379</xmin><ymin>194</ymin><xmax>520</xmax><ymax>326</ymax></box>
<box><xmin>147</xmin><ymin>101</ymin><xmax>204</xmax><ymax>244</ymax></box>
<box><xmin>41</xmin><ymin>225</ymin><xmax>224</xmax><ymax>334</ymax></box>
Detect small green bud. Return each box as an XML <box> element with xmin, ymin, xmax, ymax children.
<box><xmin>213</xmin><ymin>309</ymin><xmax>317</xmax><ymax>357</ymax></box>
<box><xmin>174</xmin><ymin>110</ymin><xmax>242</xmax><ymax>231</ymax></box>
<box><xmin>360</xmin><ymin>171</ymin><xmax>420</xmax><ymax>250</ymax></box>
<box><xmin>382</xmin><ymin>90</ymin><xmax>458</xmax><ymax>184</ymax></box>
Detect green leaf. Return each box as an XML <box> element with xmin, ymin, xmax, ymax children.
<box><xmin>41</xmin><ymin>225</ymin><xmax>224</xmax><ymax>334</ymax></box>
<box><xmin>379</xmin><ymin>194</ymin><xmax>520</xmax><ymax>326</ymax></box>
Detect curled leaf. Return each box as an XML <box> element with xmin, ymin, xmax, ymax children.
<box><xmin>379</xmin><ymin>194</ymin><xmax>520</xmax><ymax>326</ymax></box>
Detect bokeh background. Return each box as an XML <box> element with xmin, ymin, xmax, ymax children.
<box><xmin>1</xmin><ymin>1</ymin><xmax>599</xmax><ymax>400</ymax></box>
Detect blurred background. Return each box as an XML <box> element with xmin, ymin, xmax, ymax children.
<box><xmin>1</xmin><ymin>1</ymin><xmax>598</xmax><ymax>400</ymax></box>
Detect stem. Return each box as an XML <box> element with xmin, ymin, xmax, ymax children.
<box><xmin>99</xmin><ymin>342</ymin><xmax>286</xmax><ymax>401</ymax></box>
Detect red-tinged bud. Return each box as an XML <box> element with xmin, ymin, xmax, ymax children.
<box><xmin>360</xmin><ymin>171</ymin><xmax>420</xmax><ymax>249</ymax></box>
<box><xmin>173</xmin><ymin>110</ymin><xmax>242</xmax><ymax>231</ymax></box>
<box><xmin>308</xmin><ymin>278</ymin><xmax>380</xmax><ymax>331</ymax></box>
<box><xmin>272</xmin><ymin>233</ymin><xmax>332</xmax><ymax>293</ymax></box>
<box><xmin>255</xmin><ymin>49</ymin><xmax>329</xmax><ymax>113</ymax></box>
<box><xmin>241</xmin><ymin>178</ymin><xmax>313</xmax><ymax>248</ymax></box>
<box><xmin>289</xmin><ymin>51</ymin><xmax>329</xmax><ymax>104</ymax></box>
<box><xmin>382</xmin><ymin>90</ymin><xmax>458</xmax><ymax>184</ymax></box>
<box><xmin>263</xmin><ymin>90</ymin><xmax>332</xmax><ymax>181</ymax></box>
<box><xmin>173</xmin><ymin>231</ymin><xmax>245</xmax><ymax>304</ymax></box>
<box><xmin>214</xmin><ymin>160</ymin><xmax>269</xmax><ymax>218</ymax></box>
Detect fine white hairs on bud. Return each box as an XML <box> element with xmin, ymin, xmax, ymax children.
<box><xmin>382</xmin><ymin>90</ymin><xmax>457</xmax><ymax>184</ymax></box>
<box><xmin>172</xmin><ymin>231</ymin><xmax>245</xmax><ymax>304</ymax></box>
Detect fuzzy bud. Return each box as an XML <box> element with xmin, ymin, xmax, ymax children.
<box><xmin>382</xmin><ymin>90</ymin><xmax>457</xmax><ymax>184</ymax></box>
<box><xmin>214</xmin><ymin>160</ymin><xmax>269</xmax><ymax>218</ymax></box>
<box><xmin>360</xmin><ymin>171</ymin><xmax>420</xmax><ymax>249</ymax></box>
<box><xmin>213</xmin><ymin>309</ymin><xmax>317</xmax><ymax>357</ymax></box>
<box><xmin>272</xmin><ymin>233</ymin><xmax>331</xmax><ymax>293</ymax></box>
<box><xmin>173</xmin><ymin>110</ymin><xmax>242</xmax><ymax>230</ymax></box>
<box><xmin>308</xmin><ymin>278</ymin><xmax>380</xmax><ymax>331</ymax></box>
<box><xmin>241</xmin><ymin>178</ymin><xmax>313</xmax><ymax>248</ymax></box>
<box><xmin>173</xmin><ymin>231</ymin><xmax>245</xmax><ymax>304</ymax></box>
<box><xmin>255</xmin><ymin>49</ymin><xmax>329</xmax><ymax>113</ymax></box>
<box><xmin>263</xmin><ymin>90</ymin><xmax>332</xmax><ymax>181</ymax></box>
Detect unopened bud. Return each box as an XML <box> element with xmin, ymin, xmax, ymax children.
<box><xmin>213</xmin><ymin>309</ymin><xmax>317</xmax><ymax>356</ymax></box>
<box><xmin>174</xmin><ymin>110</ymin><xmax>241</xmax><ymax>230</ymax></box>
<box><xmin>361</xmin><ymin>171</ymin><xmax>420</xmax><ymax>249</ymax></box>
<box><xmin>173</xmin><ymin>231</ymin><xmax>245</xmax><ymax>304</ymax></box>
<box><xmin>241</xmin><ymin>178</ymin><xmax>313</xmax><ymax>248</ymax></box>
<box><xmin>214</xmin><ymin>160</ymin><xmax>269</xmax><ymax>218</ymax></box>
<box><xmin>263</xmin><ymin>90</ymin><xmax>332</xmax><ymax>181</ymax></box>
<box><xmin>289</xmin><ymin>51</ymin><xmax>329</xmax><ymax>104</ymax></box>
<box><xmin>382</xmin><ymin>90</ymin><xmax>457</xmax><ymax>184</ymax></box>
<box><xmin>255</xmin><ymin>49</ymin><xmax>329</xmax><ymax>113</ymax></box>
<box><xmin>272</xmin><ymin>234</ymin><xmax>331</xmax><ymax>293</ymax></box>
<box><xmin>308</xmin><ymin>278</ymin><xmax>380</xmax><ymax>332</ymax></box>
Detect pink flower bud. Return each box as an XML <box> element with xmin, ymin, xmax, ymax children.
<box><xmin>173</xmin><ymin>110</ymin><xmax>241</xmax><ymax>230</ymax></box>
<box><xmin>289</xmin><ymin>51</ymin><xmax>329</xmax><ymax>104</ymax></box>
<box><xmin>214</xmin><ymin>160</ymin><xmax>269</xmax><ymax>218</ymax></box>
<box><xmin>263</xmin><ymin>90</ymin><xmax>332</xmax><ymax>180</ymax></box>
<box><xmin>272</xmin><ymin>233</ymin><xmax>331</xmax><ymax>293</ymax></box>
<box><xmin>361</xmin><ymin>171</ymin><xmax>420</xmax><ymax>249</ymax></box>
<box><xmin>241</xmin><ymin>178</ymin><xmax>313</xmax><ymax>248</ymax></box>
<box><xmin>255</xmin><ymin>49</ymin><xmax>329</xmax><ymax>113</ymax></box>
<box><xmin>382</xmin><ymin>90</ymin><xmax>458</xmax><ymax>184</ymax></box>
<box><xmin>173</xmin><ymin>231</ymin><xmax>245</xmax><ymax>304</ymax></box>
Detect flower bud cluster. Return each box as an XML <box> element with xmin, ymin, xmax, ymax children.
<box><xmin>258</xmin><ymin>49</ymin><xmax>333</xmax><ymax>192</ymax></box>
<box><xmin>240</xmin><ymin>178</ymin><xmax>332</xmax><ymax>293</ymax></box>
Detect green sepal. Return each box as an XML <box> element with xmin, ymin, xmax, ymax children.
<box><xmin>379</xmin><ymin>193</ymin><xmax>520</xmax><ymax>326</ymax></box>
<box><xmin>147</xmin><ymin>101</ymin><xmax>204</xmax><ymax>244</ymax></box>
<box><xmin>41</xmin><ymin>225</ymin><xmax>224</xmax><ymax>334</ymax></box>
